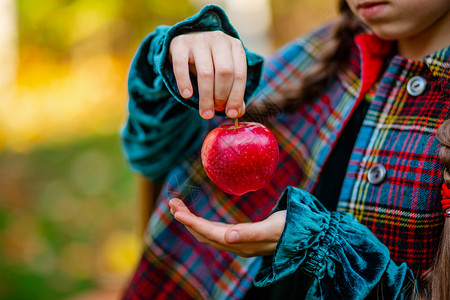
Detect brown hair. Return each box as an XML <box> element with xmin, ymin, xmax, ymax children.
<box><xmin>246</xmin><ymin>0</ymin><xmax>363</xmax><ymax>120</ymax></box>
<box><xmin>419</xmin><ymin>119</ymin><xmax>450</xmax><ymax>300</ymax></box>
<box><xmin>247</xmin><ymin>0</ymin><xmax>450</xmax><ymax>298</ymax></box>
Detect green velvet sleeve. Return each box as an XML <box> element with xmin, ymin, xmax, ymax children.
<box><xmin>120</xmin><ymin>5</ymin><xmax>264</xmax><ymax>181</ymax></box>
<box><xmin>254</xmin><ymin>186</ymin><xmax>416</xmax><ymax>299</ymax></box>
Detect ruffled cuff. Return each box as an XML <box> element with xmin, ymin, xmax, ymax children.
<box><xmin>254</xmin><ymin>186</ymin><xmax>335</xmax><ymax>286</ymax></box>
<box><xmin>153</xmin><ymin>5</ymin><xmax>264</xmax><ymax>115</ymax></box>
<box><xmin>254</xmin><ymin>186</ymin><xmax>415</xmax><ymax>299</ymax></box>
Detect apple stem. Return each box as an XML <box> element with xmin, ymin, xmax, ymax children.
<box><xmin>235</xmin><ymin>118</ymin><xmax>239</xmax><ymax>129</ymax></box>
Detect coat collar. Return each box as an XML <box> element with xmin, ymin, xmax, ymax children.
<box><xmin>354</xmin><ymin>34</ymin><xmax>393</xmax><ymax>102</ymax></box>
<box><xmin>425</xmin><ymin>46</ymin><xmax>450</xmax><ymax>94</ymax></box>
<box><xmin>354</xmin><ymin>33</ymin><xmax>450</xmax><ymax>100</ymax></box>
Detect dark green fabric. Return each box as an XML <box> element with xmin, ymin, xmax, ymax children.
<box><xmin>253</xmin><ymin>186</ymin><xmax>415</xmax><ymax>299</ymax></box>
<box><xmin>121</xmin><ymin>5</ymin><xmax>264</xmax><ymax>181</ymax></box>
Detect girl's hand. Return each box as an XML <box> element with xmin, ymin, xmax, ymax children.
<box><xmin>169</xmin><ymin>198</ymin><xmax>286</xmax><ymax>257</ymax></box>
<box><xmin>169</xmin><ymin>31</ymin><xmax>247</xmax><ymax>120</ymax></box>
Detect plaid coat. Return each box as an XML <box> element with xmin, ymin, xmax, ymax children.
<box><xmin>121</xmin><ymin>5</ymin><xmax>450</xmax><ymax>300</ymax></box>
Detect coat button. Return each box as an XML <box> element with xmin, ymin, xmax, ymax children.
<box><xmin>368</xmin><ymin>164</ymin><xmax>387</xmax><ymax>185</ymax></box>
<box><xmin>407</xmin><ymin>76</ymin><xmax>427</xmax><ymax>96</ymax></box>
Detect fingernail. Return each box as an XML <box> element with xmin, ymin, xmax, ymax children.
<box><xmin>227</xmin><ymin>109</ymin><xmax>238</xmax><ymax>118</ymax></box>
<box><xmin>170</xmin><ymin>198</ymin><xmax>182</xmax><ymax>206</ymax></box>
<box><xmin>182</xmin><ymin>89</ymin><xmax>191</xmax><ymax>98</ymax></box>
<box><xmin>227</xmin><ymin>231</ymin><xmax>239</xmax><ymax>243</ymax></box>
<box><xmin>202</xmin><ymin>110</ymin><xmax>214</xmax><ymax>119</ymax></box>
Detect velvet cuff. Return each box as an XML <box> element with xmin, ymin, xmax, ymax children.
<box><xmin>254</xmin><ymin>186</ymin><xmax>415</xmax><ymax>299</ymax></box>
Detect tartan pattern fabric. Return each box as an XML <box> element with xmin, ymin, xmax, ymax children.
<box><xmin>338</xmin><ymin>54</ymin><xmax>449</xmax><ymax>272</ymax></box>
<box><xmin>122</xmin><ymin>24</ymin><xmax>450</xmax><ymax>299</ymax></box>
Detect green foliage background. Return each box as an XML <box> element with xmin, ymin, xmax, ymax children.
<box><xmin>1</xmin><ymin>0</ymin><xmax>195</xmax><ymax>299</ymax></box>
<box><xmin>17</xmin><ymin>0</ymin><xmax>195</xmax><ymax>55</ymax></box>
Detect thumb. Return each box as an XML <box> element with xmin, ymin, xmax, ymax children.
<box><xmin>224</xmin><ymin>211</ymin><xmax>286</xmax><ymax>244</ymax></box>
<box><xmin>224</xmin><ymin>222</ymin><xmax>266</xmax><ymax>244</ymax></box>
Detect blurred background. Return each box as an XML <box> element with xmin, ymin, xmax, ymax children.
<box><xmin>0</xmin><ymin>0</ymin><xmax>334</xmax><ymax>299</ymax></box>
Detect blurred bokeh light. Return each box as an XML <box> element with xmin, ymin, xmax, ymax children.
<box><xmin>0</xmin><ymin>0</ymin><xmax>334</xmax><ymax>299</ymax></box>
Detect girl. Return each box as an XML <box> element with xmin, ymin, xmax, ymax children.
<box><xmin>121</xmin><ymin>0</ymin><xmax>450</xmax><ymax>299</ymax></box>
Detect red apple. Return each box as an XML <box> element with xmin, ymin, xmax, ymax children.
<box><xmin>201</xmin><ymin>121</ymin><xmax>279</xmax><ymax>195</ymax></box>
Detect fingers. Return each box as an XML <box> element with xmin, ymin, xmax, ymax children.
<box><xmin>168</xmin><ymin>198</ymin><xmax>190</xmax><ymax>215</ymax></box>
<box><xmin>173</xmin><ymin>210</ymin><xmax>229</xmax><ymax>242</ymax></box>
<box><xmin>173</xmin><ymin>210</ymin><xmax>235</xmax><ymax>252</ymax></box>
<box><xmin>224</xmin><ymin>223</ymin><xmax>265</xmax><ymax>244</ymax></box>
<box><xmin>192</xmin><ymin>47</ymin><xmax>215</xmax><ymax>119</ymax></box>
<box><xmin>211</xmin><ymin>41</ymin><xmax>234</xmax><ymax>111</ymax></box>
<box><xmin>169</xmin><ymin>31</ymin><xmax>247</xmax><ymax>120</ymax></box>
<box><xmin>169</xmin><ymin>198</ymin><xmax>230</xmax><ymax>242</ymax></box>
<box><xmin>169</xmin><ymin>198</ymin><xmax>232</xmax><ymax>228</ymax></box>
<box><xmin>225</xmin><ymin>210</ymin><xmax>286</xmax><ymax>244</ymax></box>
<box><xmin>169</xmin><ymin>198</ymin><xmax>285</xmax><ymax>245</ymax></box>
<box><xmin>168</xmin><ymin>198</ymin><xmax>283</xmax><ymax>257</ymax></box>
<box><xmin>170</xmin><ymin>38</ymin><xmax>193</xmax><ymax>99</ymax></box>
<box><xmin>226</xmin><ymin>41</ymin><xmax>247</xmax><ymax>118</ymax></box>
